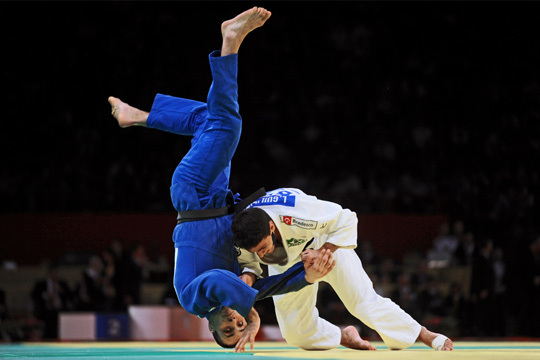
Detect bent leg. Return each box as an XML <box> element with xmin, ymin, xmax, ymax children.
<box><xmin>108</xmin><ymin>95</ymin><xmax>208</xmax><ymax>135</ymax></box>
<box><xmin>147</xmin><ymin>95</ymin><xmax>208</xmax><ymax>136</ymax></box>
<box><xmin>268</xmin><ymin>264</ymin><xmax>375</xmax><ymax>351</ymax></box>
<box><xmin>173</xmin><ymin>7</ymin><xmax>271</xmax><ymax>192</ymax></box>
<box><xmin>326</xmin><ymin>249</ymin><xmax>421</xmax><ymax>350</ymax></box>
<box><xmin>269</xmin><ymin>267</ymin><xmax>341</xmax><ymax>350</ymax></box>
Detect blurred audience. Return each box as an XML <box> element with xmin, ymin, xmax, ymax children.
<box><xmin>470</xmin><ymin>239</ymin><xmax>495</xmax><ymax>336</ymax></box>
<box><xmin>31</xmin><ymin>264</ymin><xmax>74</xmax><ymax>339</ymax></box>
<box><xmin>115</xmin><ymin>243</ymin><xmax>150</xmax><ymax>310</ymax></box>
<box><xmin>521</xmin><ymin>237</ymin><xmax>540</xmax><ymax>336</ymax></box>
<box><xmin>0</xmin><ymin>288</ymin><xmax>7</xmax><ymax>323</ymax></box>
<box><xmin>76</xmin><ymin>255</ymin><xmax>115</xmax><ymax>311</ymax></box>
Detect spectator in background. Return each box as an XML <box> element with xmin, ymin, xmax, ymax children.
<box><xmin>116</xmin><ymin>243</ymin><xmax>149</xmax><ymax>310</ymax></box>
<box><xmin>454</xmin><ymin>231</ymin><xmax>476</xmax><ymax>266</ymax></box>
<box><xmin>427</xmin><ymin>221</ymin><xmax>462</xmax><ymax>267</ymax></box>
<box><xmin>105</xmin><ymin>239</ymin><xmax>126</xmax><ymax>311</ymax></box>
<box><xmin>372</xmin><ymin>258</ymin><xmax>398</xmax><ymax>298</ymax></box>
<box><xmin>523</xmin><ymin>236</ymin><xmax>540</xmax><ymax>336</ymax></box>
<box><xmin>357</xmin><ymin>241</ymin><xmax>380</xmax><ymax>267</ymax></box>
<box><xmin>161</xmin><ymin>269</ymin><xmax>179</xmax><ymax>306</ymax></box>
<box><xmin>0</xmin><ymin>288</ymin><xmax>7</xmax><ymax>322</ymax></box>
<box><xmin>411</xmin><ymin>259</ymin><xmax>431</xmax><ymax>292</ymax></box>
<box><xmin>470</xmin><ymin>239</ymin><xmax>495</xmax><ymax>336</ymax></box>
<box><xmin>0</xmin><ymin>287</ymin><xmax>9</xmax><ymax>342</ymax></box>
<box><xmin>376</xmin><ymin>258</ymin><xmax>399</xmax><ymax>285</ymax></box>
<box><xmin>77</xmin><ymin>255</ymin><xmax>114</xmax><ymax>311</ymax></box>
<box><xmin>31</xmin><ymin>264</ymin><xmax>73</xmax><ymax>339</ymax></box>
<box><xmin>444</xmin><ymin>282</ymin><xmax>471</xmax><ymax>337</ymax></box>
<box><xmin>392</xmin><ymin>273</ymin><xmax>421</xmax><ymax>321</ymax></box>
<box><xmin>417</xmin><ymin>278</ymin><xmax>446</xmax><ymax>319</ymax></box>
<box><xmin>491</xmin><ymin>247</ymin><xmax>508</xmax><ymax>336</ymax></box>
<box><xmin>101</xmin><ymin>248</ymin><xmax>119</xmax><ymax>309</ymax></box>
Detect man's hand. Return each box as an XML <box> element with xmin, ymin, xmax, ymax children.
<box><xmin>300</xmin><ymin>248</ymin><xmax>320</xmax><ymax>265</ymax></box>
<box><xmin>239</xmin><ymin>272</ymin><xmax>256</xmax><ymax>287</ymax></box>
<box><xmin>301</xmin><ymin>243</ymin><xmax>339</xmax><ymax>266</ymax></box>
<box><xmin>234</xmin><ymin>307</ymin><xmax>260</xmax><ymax>352</ymax></box>
<box><xmin>303</xmin><ymin>248</ymin><xmax>336</xmax><ymax>283</ymax></box>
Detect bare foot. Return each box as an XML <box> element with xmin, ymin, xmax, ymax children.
<box><xmin>340</xmin><ymin>326</ymin><xmax>377</xmax><ymax>351</ymax></box>
<box><xmin>221</xmin><ymin>7</ymin><xmax>272</xmax><ymax>56</ymax></box>
<box><xmin>440</xmin><ymin>338</ymin><xmax>453</xmax><ymax>351</ymax></box>
<box><xmin>417</xmin><ymin>326</ymin><xmax>453</xmax><ymax>351</ymax></box>
<box><xmin>108</xmin><ymin>96</ymin><xmax>149</xmax><ymax>128</ymax></box>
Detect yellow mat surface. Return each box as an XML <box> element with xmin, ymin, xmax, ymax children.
<box><xmin>1</xmin><ymin>341</ymin><xmax>539</xmax><ymax>359</ymax></box>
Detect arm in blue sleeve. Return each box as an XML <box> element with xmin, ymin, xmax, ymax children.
<box><xmin>179</xmin><ymin>269</ymin><xmax>257</xmax><ymax>318</ymax></box>
<box><xmin>251</xmin><ymin>261</ymin><xmax>311</xmax><ymax>301</ymax></box>
<box><xmin>180</xmin><ymin>263</ymin><xmax>309</xmax><ymax>318</ymax></box>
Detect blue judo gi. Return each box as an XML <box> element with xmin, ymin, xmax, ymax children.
<box><xmin>146</xmin><ymin>51</ymin><xmax>310</xmax><ymax>319</ymax></box>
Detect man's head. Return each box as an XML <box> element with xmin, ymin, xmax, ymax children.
<box><xmin>232</xmin><ymin>208</ymin><xmax>276</xmax><ymax>257</ymax></box>
<box><xmin>207</xmin><ymin>306</ymin><xmax>247</xmax><ymax>348</ymax></box>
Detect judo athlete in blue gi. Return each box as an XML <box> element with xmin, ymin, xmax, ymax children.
<box><xmin>108</xmin><ymin>7</ymin><xmax>335</xmax><ymax>352</ymax></box>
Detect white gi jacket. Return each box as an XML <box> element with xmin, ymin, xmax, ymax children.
<box><xmin>238</xmin><ymin>188</ymin><xmax>357</xmax><ymax>276</ymax></box>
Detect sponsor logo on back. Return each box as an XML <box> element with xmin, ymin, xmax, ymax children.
<box><xmin>280</xmin><ymin>216</ymin><xmax>317</xmax><ymax>229</ymax></box>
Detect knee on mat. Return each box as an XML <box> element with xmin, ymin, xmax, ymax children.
<box><xmin>282</xmin><ymin>335</ymin><xmax>334</xmax><ymax>351</ymax></box>
<box><xmin>386</xmin><ymin>340</ymin><xmax>411</xmax><ymax>351</ymax></box>
<box><xmin>290</xmin><ymin>341</ymin><xmax>333</xmax><ymax>351</ymax></box>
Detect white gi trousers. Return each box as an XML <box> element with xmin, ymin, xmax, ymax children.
<box><xmin>269</xmin><ymin>248</ymin><xmax>421</xmax><ymax>350</ymax></box>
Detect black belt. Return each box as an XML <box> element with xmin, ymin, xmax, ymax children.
<box><xmin>302</xmin><ymin>238</ymin><xmax>314</xmax><ymax>252</ymax></box>
<box><xmin>176</xmin><ymin>187</ymin><xmax>266</xmax><ymax>224</ymax></box>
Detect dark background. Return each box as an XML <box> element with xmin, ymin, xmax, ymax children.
<box><xmin>1</xmin><ymin>1</ymin><xmax>540</xmax><ymax>337</ymax></box>
<box><xmin>2</xmin><ymin>1</ymin><xmax>540</xmax><ymax>253</ymax></box>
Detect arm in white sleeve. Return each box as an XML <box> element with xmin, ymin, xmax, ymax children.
<box><xmin>297</xmin><ymin>194</ymin><xmax>358</xmax><ymax>250</ymax></box>
<box><xmin>238</xmin><ymin>248</ymin><xmax>264</xmax><ymax>278</ymax></box>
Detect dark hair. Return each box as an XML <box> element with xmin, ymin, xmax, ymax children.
<box><xmin>212</xmin><ymin>330</ymin><xmax>236</xmax><ymax>349</ymax></box>
<box><xmin>232</xmin><ymin>208</ymin><xmax>272</xmax><ymax>250</ymax></box>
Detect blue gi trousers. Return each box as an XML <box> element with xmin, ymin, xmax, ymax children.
<box><xmin>146</xmin><ymin>51</ymin><xmax>309</xmax><ymax>318</ymax></box>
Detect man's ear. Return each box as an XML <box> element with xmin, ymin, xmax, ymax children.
<box><xmin>269</xmin><ymin>220</ymin><xmax>275</xmax><ymax>232</ymax></box>
<box><xmin>208</xmin><ymin>322</ymin><xmax>215</xmax><ymax>333</ymax></box>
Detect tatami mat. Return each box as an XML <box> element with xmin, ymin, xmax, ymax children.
<box><xmin>1</xmin><ymin>341</ymin><xmax>540</xmax><ymax>359</ymax></box>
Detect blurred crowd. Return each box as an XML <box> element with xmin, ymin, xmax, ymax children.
<box><xmin>0</xmin><ymin>240</ymin><xmax>174</xmax><ymax>341</ymax></box>
<box><xmin>1</xmin><ymin>222</ymin><xmax>539</xmax><ymax>341</ymax></box>
<box><xmin>1</xmin><ymin>2</ymin><xmax>539</xmax><ymax>341</ymax></box>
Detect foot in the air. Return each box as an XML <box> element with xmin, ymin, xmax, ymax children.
<box><xmin>221</xmin><ymin>7</ymin><xmax>272</xmax><ymax>56</ymax></box>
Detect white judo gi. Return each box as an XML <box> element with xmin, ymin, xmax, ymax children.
<box><xmin>238</xmin><ymin>188</ymin><xmax>422</xmax><ymax>350</ymax></box>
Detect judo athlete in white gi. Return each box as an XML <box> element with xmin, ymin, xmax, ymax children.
<box><xmin>234</xmin><ymin>188</ymin><xmax>454</xmax><ymax>351</ymax></box>
<box><xmin>107</xmin><ymin>8</ymin><xmax>335</xmax><ymax>352</ymax></box>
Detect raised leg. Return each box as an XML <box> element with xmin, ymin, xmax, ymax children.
<box><xmin>175</xmin><ymin>7</ymin><xmax>271</xmax><ymax>195</ymax></box>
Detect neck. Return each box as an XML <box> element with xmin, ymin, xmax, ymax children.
<box><xmin>273</xmin><ymin>226</ymin><xmax>282</xmax><ymax>244</ymax></box>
